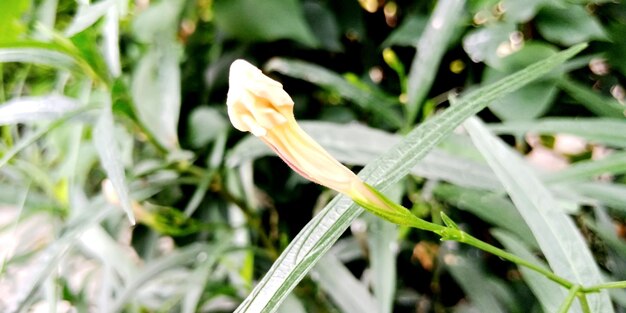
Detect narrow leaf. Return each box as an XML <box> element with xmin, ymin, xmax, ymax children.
<box><xmin>131</xmin><ymin>44</ymin><xmax>181</xmax><ymax>150</ymax></box>
<box><xmin>313</xmin><ymin>254</ymin><xmax>378</xmax><ymax>313</ymax></box>
<box><xmin>406</xmin><ymin>0</ymin><xmax>465</xmax><ymax>123</ymax></box>
<box><xmin>0</xmin><ymin>47</ymin><xmax>76</xmax><ymax>69</ymax></box>
<box><xmin>544</xmin><ymin>152</ymin><xmax>626</xmax><ymax>183</ymax></box>
<box><xmin>557</xmin><ymin>77</ymin><xmax>625</xmax><ymax>118</ymax></box>
<box><xmin>64</xmin><ymin>0</ymin><xmax>115</xmax><ymax>36</ymax></box>
<box><xmin>489</xmin><ymin>118</ymin><xmax>626</xmax><ymax>148</ymax></box>
<box><xmin>94</xmin><ymin>106</ymin><xmax>135</xmax><ymax>224</ymax></box>
<box><xmin>445</xmin><ymin>252</ymin><xmax>507</xmax><ymax>313</ymax></box>
<box><xmin>0</xmin><ymin>95</ymin><xmax>79</xmax><ymax>125</ymax></box>
<box><xmin>265</xmin><ymin>59</ymin><xmax>404</xmax><ymax>128</ymax></box>
<box><xmin>464</xmin><ymin>116</ymin><xmax>613</xmax><ymax>312</ymax></box>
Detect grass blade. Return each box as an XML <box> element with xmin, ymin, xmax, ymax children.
<box><xmin>265</xmin><ymin>58</ymin><xmax>404</xmax><ymax>128</ymax></box>
<box><xmin>0</xmin><ymin>95</ymin><xmax>78</xmax><ymax>125</ymax></box>
<box><xmin>313</xmin><ymin>254</ymin><xmax>378</xmax><ymax>313</ymax></box>
<box><xmin>557</xmin><ymin>77</ymin><xmax>625</xmax><ymax>118</ymax></box>
<box><xmin>131</xmin><ymin>45</ymin><xmax>181</xmax><ymax>150</ymax></box>
<box><xmin>64</xmin><ymin>0</ymin><xmax>115</xmax><ymax>37</ymax></box>
<box><xmin>107</xmin><ymin>244</ymin><xmax>212</xmax><ymax>313</ymax></box>
<box><xmin>464</xmin><ymin>116</ymin><xmax>613</xmax><ymax>312</ymax></box>
<box><xmin>94</xmin><ymin>105</ymin><xmax>135</xmax><ymax>224</ymax></box>
<box><xmin>366</xmin><ymin>184</ymin><xmax>402</xmax><ymax>313</ymax></box>
<box><xmin>234</xmin><ymin>44</ymin><xmax>586</xmax><ymax>313</ymax></box>
<box><xmin>406</xmin><ymin>0</ymin><xmax>465</xmax><ymax>123</ymax></box>
<box><xmin>444</xmin><ymin>252</ymin><xmax>507</xmax><ymax>313</ymax></box>
<box><xmin>570</xmin><ymin>182</ymin><xmax>626</xmax><ymax>214</ymax></box>
<box><xmin>489</xmin><ymin>118</ymin><xmax>626</xmax><ymax>148</ymax></box>
<box><xmin>544</xmin><ymin>152</ymin><xmax>626</xmax><ymax>183</ymax></box>
<box><xmin>0</xmin><ymin>47</ymin><xmax>75</xmax><ymax>69</ymax></box>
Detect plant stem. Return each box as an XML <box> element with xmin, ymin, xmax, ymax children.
<box><xmin>584</xmin><ymin>280</ymin><xmax>626</xmax><ymax>292</ymax></box>
<box><xmin>578</xmin><ymin>293</ymin><xmax>592</xmax><ymax>313</ymax></box>
<box><xmin>363</xmin><ymin>187</ymin><xmax>575</xmax><ymax>289</ymax></box>
<box><xmin>557</xmin><ymin>285</ymin><xmax>581</xmax><ymax>313</ymax></box>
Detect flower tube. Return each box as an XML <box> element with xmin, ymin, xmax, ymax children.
<box><xmin>226</xmin><ymin>59</ymin><xmax>438</xmax><ymax>230</ymax></box>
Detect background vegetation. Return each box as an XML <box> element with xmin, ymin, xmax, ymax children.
<box><xmin>1</xmin><ymin>0</ymin><xmax>625</xmax><ymax>312</ymax></box>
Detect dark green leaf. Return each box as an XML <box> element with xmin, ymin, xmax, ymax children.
<box><xmin>213</xmin><ymin>0</ymin><xmax>318</xmax><ymax>47</ymax></box>
<box><xmin>484</xmin><ymin>43</ymin><xmax>559</xmax><ymax>120</ymax></box>
<box><xmin>536</xmin><ymin>4</ymin><xmax>608</xmax><ymax>46</ymax></box>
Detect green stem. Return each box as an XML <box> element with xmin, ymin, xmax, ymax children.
<box><xmin>584</xmin><ymin>280</ymin><xmax>626</xmax><ymax>292</ymax></box>
<box><xmin>578</xmin><ymin>293</ymin><xmax>592</xmax><ymax>313</ymax></box>
<box><xmin>451</xmin><ymin>229</ymin><xmax>573</xmax><ymax>289</ymax></box>
<box><xmin>358</xmin><ymin>185</ymin><xmax>575</xmax><ymax>290</ymax></box>
<box><xmin>557</xmin><ymin>285</ymin><xmax>581</xmax><ymax>313</ymax></box>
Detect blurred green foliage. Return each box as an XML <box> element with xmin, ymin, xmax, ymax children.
<box><xmin>0</xmin><ymin>0</ymin><xmax>625</xmax><ymax>312</ymax></box>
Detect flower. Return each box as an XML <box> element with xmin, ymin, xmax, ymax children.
<box><xmin>227</xmin><ymin>59</ymin><xmax>363</xmax><ymax>195</ymax></box>
<box><xmin>226</xmin><ymin>59</ymin><xmax>433</xmax><ymax>229</ymax></box>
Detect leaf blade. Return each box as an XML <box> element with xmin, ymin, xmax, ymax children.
<box><xmin>464</xmin><ymin>116</ymin><xmax>613</xmax><ymax>312</ymax></box>
<box><xmin>94</xmin><ymin>106</ymin><xmax>135</xmax><ymax>224</ymax></box>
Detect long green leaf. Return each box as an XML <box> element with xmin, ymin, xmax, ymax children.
<box><xmin>234</xmin><ymin>44</ymin><xmax>586</xmax><ymax>313</ymax></box>
<box><xmin>557</xmin><ymin>77</ymin><xmax>625</xmax><ymax>118</ymax></box>
<box><xmin>569</xmin><ymin>182</ymin><xmax>626</xmax><ymax>214</ymax></box>
<box><xmin>0</xmin><ymin>95</ymin><xmax>79</xmax><ymax>125</ymax></box>
<box><xmin>406</xmin><ymin>0</ymin><xmax>465</xmax><ymax>123</ymax></box>
<box><xmin>313</xmin><ymin>254</ymin><xmax>378</xmax><ymax>313</ymax></box>
<box><xmin>544</xmin><ymin>152</ymin><xmax>626</xmax><ymax>183</ymax></box>
<box><xmin>131</xmin><ymin>43</ymin><xmax>181</xmax><ymax>150</ymax></box>
<box><xmin>10</xmin><ymin>198</ymin><xmax>115</xmax><ymax>313</ymax></box>
<box><xmin>366</xmin><ymin>184</ymin><xmax>402</xmax><ymax>313</ymax></box>
<box><xmin>464</xmin><ymin>116</ymin><xmax>612</xmax><ymax>312</ymax></box>
<box><xmin>64</xmin><ymin>0</ymin><xmax>115</xmax><ymax>36</ymax></box>
<box><xmin>265</xmin><ymin>59</ymin><xmax>404</xmax><ymax>128</ymax></box>
<box><xmin>94</xmin><ymin>105</ymin><xmax>135</xmax><ymax>224</ymax></box>
<box><xmin>0</xmin><ymin>106</ymin><xmax>95</xmax><ymax>168</ymax></box>
<box><xmin>107</xmin><ymin>244</ymin><xmax>212</xmax><ymax>313</ymax></box>
<box><xmin>0</xmin><ymin>46</ymin><xmax>75</xmax><ymax>69</ymax></box>
<box><xmin>445</xmin><ymin>252</ymin><xmax>507</xmax><ymax>313</ymax></box>
<box><xmin>489</xmin><ymin>118</ymin><xmax>626</xmax><ymax>148</ymax></box>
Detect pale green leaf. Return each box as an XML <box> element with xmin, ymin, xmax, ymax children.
<box><xmin>0</xmin><ymin>48</ymin><xmax>76</xmax><ymax>69</ymax></box>
<box><xmin>107</xmin><ymin>244</ymin><xmax>213</xmax><ymax>313</ymax></box>
<box><xmin>64</xmin><ymin>0</ymin><xmax>115</xmax><ymax>36</ymax></box>
<box><xmin>0</xmin><ymin>95</ymin><xmax>79</xmax><ymax>125</ymax></box>
<box><xmin>313</xmin><ymin>254</ymin><xmax>378</xmax><ymax>313</ymax></box>
<box><xmin>544</xmin><ymin>152</ymin><xmax>626</xmax><ymax>183</ymax></box>
<box><xmin>366</xmin><ymin>184</ymin><xmax>402</xmax><ymax>313</ymax></box>
<box><xmin>557</xmin><ymin>77</ymin><xmax>625</xmax><ymax>118</ymax></box>
<box><xmin>406</xmin><ymin>0</ymin><xmax>466</xmax><ymax>123</ymax></box>
<box><xmin>444</xmin><ymin>252</ymin><xmax>507</xmax><ymax>313</ymax></box>
<box><xmin>464</xmin><ymin>116</ymin><xmax>613</xmax><ymax>312</ymax></box>
<box><xmin>265</xmin><ymin>59</ymin><xmax>403</xmax><ymax>128</ymax></box>
<box><xmin>94</xmin><ymin>106</ymin><xmax>135</xmax><ymax>224</ymax></box>
<box><xmin>489</xmin><ymin>118</ymin><xmax>626</xmax><ymax>148</ymax></box>
<box><xmin>131</xmin><ymin>44</ymin><xmax>181</xmax><ymax>150</ymax></box>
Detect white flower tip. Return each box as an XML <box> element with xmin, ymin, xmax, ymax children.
<box><xmin>229</xmin><ymin>59</ymin><xmax>260</xmax><ymax>84</ymax></box>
